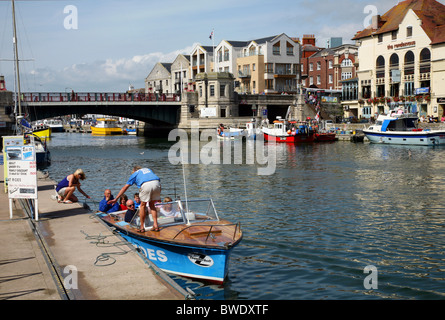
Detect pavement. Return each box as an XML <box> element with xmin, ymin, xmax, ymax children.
<box><xmin>0</xmin><ymin>164</ymin><xmax>187</xmax><ymax>300</ymax></box>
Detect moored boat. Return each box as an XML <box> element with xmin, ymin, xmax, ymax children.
<box><xmin>363</xmin><ymin>112</ymin><xmax>445</xmax><ymax>146</ymax></box>
<box><xmin>24</xmin><ymin>132</ymin><xmax>51</xmax><ymax>167</ymax></box>
<box><xmin>91</xmin><ymin>118</ymin><xmax>122</xmax><ymax>135</ymax></box>
<box><xmin>44</xmin><ymin>118</ymin><xmax>64</xmax><ymax>132</ymax></box>
<box><xmin>97</xmin><ymin>198</ymin><xmax>242</xmax><ymax>284</ymax></box>
<box><xmin>314</xmin><ymin>132</ymin><xmax>336</xmax><ymax>142</ymax></box>
<box><xmin>262</xmin><ymin>118</ymin><xmax>315</xmax><ymax>143</ymax></box>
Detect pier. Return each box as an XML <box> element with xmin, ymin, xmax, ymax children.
<box><xmin>0</xmin><ymin>165</ymin><xmax>188</xmax><ymax>300</ymax></box>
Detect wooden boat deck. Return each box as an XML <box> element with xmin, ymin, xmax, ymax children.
<box><xmin>101</xmin><ymin>212</ymin><xmax>242</xmax><ymax>250</ymax></box>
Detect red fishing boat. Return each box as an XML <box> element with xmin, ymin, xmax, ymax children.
<box><xmin>262</xmin><ymin>119</ymin><xmax>315</xmax><ymax>143</ymax></box>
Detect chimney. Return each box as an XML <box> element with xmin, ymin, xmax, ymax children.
<box><xmin>0</xmin><ymin>75</ymin><xmax>6</xmax><ymax>91</ymax></box>
<box><xmin>302</xmin><ymin>34</ymin><xmax>316</xmax><ymax>46</ymax></box>
<box><xmin>371</xmin><ymin>15</ymin><xmax>381</xmax><ymax>30</ymax></box>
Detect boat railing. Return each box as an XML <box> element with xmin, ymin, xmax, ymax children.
<box><xmin>172</xmin><ymin>222</ymin><xmax>242</xmax><ymax>243</ymax></box>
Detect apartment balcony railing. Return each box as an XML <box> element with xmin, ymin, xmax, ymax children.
<box><xmin>238</xmin><ymin>70</ymin><xmax>251</xmax><ymax>78</ymax></box>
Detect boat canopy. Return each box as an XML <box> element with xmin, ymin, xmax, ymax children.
<box><xmin>381</xmin><ymin>119</ymin><xmax>395</xmax><ymax>132</ymax></box>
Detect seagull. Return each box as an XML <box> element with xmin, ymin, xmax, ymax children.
<box><xmin>140</xmin><ymin>152</ymin><xmax>144</xmax><ymax>155</ymax></box>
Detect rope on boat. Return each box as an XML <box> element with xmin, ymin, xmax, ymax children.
<box><xmin>80</xmin><ymin>230</ymin><xmax>132</xmax><ymax>267</ymax></box>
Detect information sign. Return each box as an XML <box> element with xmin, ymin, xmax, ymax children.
<box><xmin>6</xmin><ymin>145</ymin><xmax>37</xmax><ymax>199</ymax></box>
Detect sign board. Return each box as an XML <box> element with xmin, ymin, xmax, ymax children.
<box><xmin>391</xmin><ymin>70</ymin><xmax>401</xmax><ymax>83</ymax></box>
<box><xmin>200</xmin><ymin>107</ymin><xmax>217</xmax><ymax>117</ymax></box>
<box><xmin>6</xmin><ymin>145</ymin><xmax>37</xmax><ymax>199</ymax></box>
<box><xmin>321</xmin><ymin>96</ymin><xmax>338</xmax><ymax>103</ymax></box>
<box><xmin>416</xmin><ymin>87</ymin><xmax>430</xmax><ymax>95</ymax></box>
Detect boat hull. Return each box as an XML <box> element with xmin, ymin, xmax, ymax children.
<box><xmin>121</xmin><ymin>232</ymin><xmax>232</xmax><ymax>283</ymax></box>
<box><xmin>264</xmin><ymin>132</ymin><xmax>315</xmax><ymax>143</ymax></box>
<box><xmin>314</xmin><ymin>133</ymin><xmax>336</xmax><ymax>142</ymax></box>
<box><xmin>363</xmin><ymin>130</ymin><xmax>445</xmax><ymax>146</ymax></box>
<box><xmin>32</xmin><ymin>127</ymin><xmax>51</xmax><ymax>139</ymax></box>
<box><xmin>91</xmin><ymin>126</ymin><xmax>122</xmax><ymax>135</ymax></box>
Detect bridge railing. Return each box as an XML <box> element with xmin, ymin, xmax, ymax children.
<box><xmin>21</xmin><ymin>92</ymin><xmax>181</xmax><ymax>103</ymax></box>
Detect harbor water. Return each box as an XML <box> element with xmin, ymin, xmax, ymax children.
<box><xmin>45</xmin><ymin>132</ymin><xmax>445</xmax><ymax>300</ymax></box>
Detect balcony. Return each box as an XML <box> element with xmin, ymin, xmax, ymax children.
<box><xmin>238</xmin><ymin>70</ymin><xmax>251</xmax><ymax>78</ymax></box>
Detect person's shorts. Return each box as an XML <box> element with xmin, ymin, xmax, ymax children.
<box><xmin>57</xmin><ymin>187</ymin><xmax>67</xmax><ymax>196</ymax></box>
<box><xmin>139</xmin><ymin>180</ymin><xmax>161</xmax><ymax>203</ymax></box>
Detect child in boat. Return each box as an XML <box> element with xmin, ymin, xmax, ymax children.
<box><xmin>159</xmin><ymin>196</ymin><xmax>180</xmax><ymax>217</ymax></box>
<box><xmin>134</xmin><ymin>193</ymin><xmax>141</xmax><ymax>209</ymax></box>
<box><xmin>119</xmin><ymin>194</ymin><xmax>128</xmax><ymax>210</ymax></box>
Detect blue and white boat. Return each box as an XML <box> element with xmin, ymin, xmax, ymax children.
<box><xmin>363</xmin><ymin>113</ymin><xmax>445</xmax><ymax>146</ymax></box>
<box><xmin>98</xmin><ymin>199</ymin><xmax>242</xmax><ymax>284</ymax></box>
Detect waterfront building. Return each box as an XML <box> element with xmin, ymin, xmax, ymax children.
<box><xmin>301</xmin><ymin>39</ymin><xmax>358</xmax><ymax>121</ymax></box>
<box><xmin>352</xmin><ymin>0</ymin><xmax>445</xmax><ymax>120</ymax></box>
<box><xmin>145</xmin><ymin>62</ymin><xmax>172</xmax><ymax>95</ymax></box>
<box><xmin>236</xmin><ymin>34</ymin><xmax>300</xmax><ymax>94</ymax></box>
<box><xmin>190</xmin><ymin>45</ymin><xmax>214</xmax><ymax>79</ymax></box>
<box><xmin>215</xmin><ymin>40</ymin><xmax>248</xmax><ymax>74</ymax></box>
<box><xmin>300</xmin><ymin>34</ymin><xmax>323</xmax><ymax>85</ymax></box>
<box><xmin>170</xmin><ymin>54</ymin><xmax>191</xmax><ymax>95</ymax></box>
<box><xmin>195</xmin><ymin>72</ymin><xmax>237</xmax><ymax>118</ymax></box>
<box><xmin>304</xmin><ymin>43</ymin><xmax>358</xmax><ymax>92</ymax></box>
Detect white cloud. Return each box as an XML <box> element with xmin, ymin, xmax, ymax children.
<box><xmin>25</xmin><ymin>44</ymin><xmax>196</xmax><ymax>92</ymax></box>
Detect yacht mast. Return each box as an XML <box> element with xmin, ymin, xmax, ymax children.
<box><xmin>12</xmin><ymin>0</ymin><xmax>22</xmax><ymax>119</ymax></box>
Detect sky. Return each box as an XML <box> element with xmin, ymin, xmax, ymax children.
<box><xmin>0</xmin><ymin>0</ymin><xmax>440</xmax><ymax>92</ymax></box>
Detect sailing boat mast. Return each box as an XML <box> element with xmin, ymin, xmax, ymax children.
<box><xmin>11</xmin><ymin>0</ymin><xmax>22</xmax><ymax>119</ymax></box>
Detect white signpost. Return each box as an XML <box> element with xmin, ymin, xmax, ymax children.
<box><xmin>3</xmin><ymin>136</ymin><xmax>39</xmax><ymax>220</ymax></box>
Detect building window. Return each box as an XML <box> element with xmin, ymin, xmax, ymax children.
<box><xmin>317</xmin><ymin>61</ymin><xmax>321</xmax><ymax>70</ymax></box>
<box><xmin>329</xmin><ymin>60</ymin><xmax>333</xmax><ymax>69</ymax></box>
<box><xmin>309</xmin><ymin>63</ymin><xmax>313</xmax><ymax>71</ymax></box>
<box><xmin>376</xmin><ymin>56</ymin><xmax>385</xmax><ymax>78</ymax></box>
<box><xmin>391</xmin><ymin>30</ymin><xmax>398</xmax><ymax>40</ymax></box>
<box><xmin>329</xmin><ymin>74</ymin><xmax>333</xmax><ymax>83</ymax></box>
<box><xmin>378</xmin><ymin>34</ymin><xmax>383</xmax><ymax>43</ymax></box>
<box><xmin>407</xmin><ymin>26</ymin><xmax>413</xmax><ymax>37</ymax></box>
<box><xmin>199</xmin><ymin>86</ymin><xmax>202</xmax><ymax>97</ymax></box>
<box><xmin>273</xmin><ymin>42</ymin><xmax>280</xmax><ymax>55</ymax></box>
<box><xmin>253</xmin><ymin>63</ymin><xmax>256</xmax><ymax>71</ymax></box>
<box><xmin>341</xmin><ymin>72</ymin><xmax>352</xmax><ymax>80</ymax></box>
<box><xmin>220</xmin><ymin>84</ymin><xmax>226</xmax><ymax>97</ymax></box>
<box><xmin>341</xmin><ymin>58</ymin><xmax>353</xmax><ymax>67</ymax></box>
<box><xmin>309</xmin><ymin>77</ymin><xmax>313</xmax><ymax>85</ymax></box>
<box><xmin>286</xmin><ymin>42</ymin><xmax>294</xmax><ymax>55</ymax></box>
<box><xmin>210</xmin><ymin>85</ymin><xmax>215</xmax><ymax>97</ymax></box>
<box><xmin>265</xmin><ymin>63</ymin><xmax>273</xmax><ymax>73</ymax></box>
<box><xmin>405</xmin><ymin>82</ymin><xmax>414</xmax><ymax>96</ymax></box>
<box><xmin>317</xmin><ymin>75</ymin><xmax>321</xmax><ymax>85</ymax></box>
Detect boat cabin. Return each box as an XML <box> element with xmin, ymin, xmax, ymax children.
<box><xmin>371</xmin><ymin>114</ymin><xmax>419</xmax><ymax>132</ymax></box>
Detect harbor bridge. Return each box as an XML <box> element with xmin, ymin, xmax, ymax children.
<box><xmin>21</xmin><ymin>92</ymin><xmax>182</xmax><ymax>125</ymax></box>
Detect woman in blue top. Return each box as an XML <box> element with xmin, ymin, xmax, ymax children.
<box><xmin>109</xmin><ymin>166</ymin><xmax>161</xmax><ymax>232</ymax></box>
<box><xmin>55</xmin><ymin>168</ymin><xmax>90</xmax><ymax>204</ymax></box>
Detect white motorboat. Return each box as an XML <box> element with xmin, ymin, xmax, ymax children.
<box><xmin>363</xmin><ymin>113</ymin><xmax>445</xmax><ymax>146</ymax></box>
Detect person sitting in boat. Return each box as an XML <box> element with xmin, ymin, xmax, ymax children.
<box><xmin>134</xmin><ymin>193</ymin><xmax>141</xmax><ymax>209</ymax></box>
<box><xmin>159</xmin><ymin>196</ymin><xmax>180</xmax><ymax>217</ymax></box>
<box><xmin>55</xmin><ymin>169</ymin><xmax>90</xmax><ymax>204</ymax></box>
<box><xmin>99</xmin><ymin>189</ymin><xmax>120</xmax><ymax>213</ymax></box>
<box><xmin>119</xmin><ymin>194</ymin><xmax>128</xmax><ymax>210</ymax></box>
<box><xmin>124</xmin><ymin>199</ymin><xmax>137</xmax><ymax>223</ymax></box>
<box><xmin>217</xmin><ymin>123</ymin><xmax>224</xmax><ymax>136</ymax></box>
